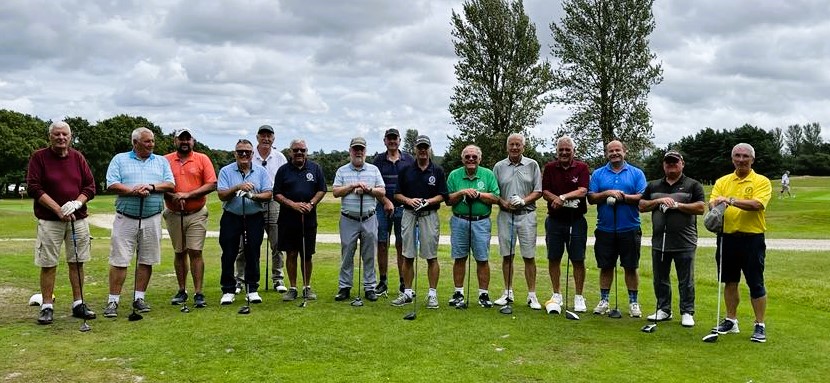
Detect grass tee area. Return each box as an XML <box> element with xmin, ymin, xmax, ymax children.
<box><xmin>0</xmin><ymin>177</ymin><xmax>828</xmax><ymax>382</ymax></box>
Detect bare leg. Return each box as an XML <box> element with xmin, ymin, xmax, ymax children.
<box><xmin>724</xmin><ymin>282</ymin><xmax>740</xmax><ymax>318</ymax></box>
<box><xmin>40</xmin><ymin>266</ymin><xmax>57</xmax><ymax>304</ymax></box>
<box><xmin>189</xmin><ymin>250</ymin><xmax>204</xmax><ymax>293</ymax></box>
<box><xmin>109</xmin><ymin>266</ymin><xmax>127</xmax><ymax>295</ymax></box>
<box><xmin>476</xmin><ymin>260</ymin><xmax>490</xmax><ymax>290</ymax></box>
<box><xmin>173</xmin><ymin>252</ymin><xmax>188</xmax><ymax>290</ymax></box>
<box><xmin>523</xmin><ymin>257</ymin><xmax>536</xmax><ymax>292</ymax></box>
<box><xmin>427</xmin><ymin>258</ymin><xmax>439</xmax><ymax>289</ymax></box>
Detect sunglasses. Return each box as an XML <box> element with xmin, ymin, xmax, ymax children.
<box><xmin>292</xmin><ymin>148</ymin><xmax>307</xmax><ymax>153</ymax></box>
<box><xmin>664</xmin><ymin>158</ymin><xmax>680</xmax><ymax>164</ymax></box>
<box><xmin>236</xmin><ymin>150</ymin><xmax>252</xmax><ymax>157</ymax></box>
<box><xmin>416</xmin><ymin>145</ymin><xmax>430</xmax><ymax>150</ymax></box>
<box><xmin>464</xmin><ymin>155</ymin><xmax>479</xmax><ymax>161</ymax></box>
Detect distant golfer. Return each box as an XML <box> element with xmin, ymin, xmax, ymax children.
<box><xmin>163</xmin><ymin>128</ymin><xmax>216</xmax><ymax>308</ymax></box>
<box><xmin>541</xmin><ymin>136</ymin><xmax>590</xmax><ymax>314</ymax></box>
<box><xmin>639</xmin><ymin>150</ymin><xmax>705</xmax><ymax>327</ymax></box>
<box><xmin>392</xmin><ymin>135</ymin><xmax>447</xmax><ymax>308</ymax></box>
<box><xmin>709</xmin><ymin>143</ymin><xmax>771</xmax><ymax>343</ymax></box>
<box><xmin>447</xmin><ymin>145</ymin><xmax>501</xmax><ymax>308</ymax></box>
<box><xmin>587</xmin><ymin>140</ymin><xmax>646</xmax><ymax>317</ymax></box>
<box><xmin>492</xmin><ymin>133</ymin><xmax>543</xmax><ymax>310</ymax></box>
<box><xmin>273</xmin><ymin>139</ymin><xmax>327</xmax><ymax>302</ymax></box>
<box><xmin>104</xmin><ymin>127</ymin><xmax>175</xmax><ymax>318</ymax></box>
<box><xmin>217</xmin><ymin>139</ymin><xmax>272</xmax><ymax>306</ymax></box>
<box><xmin>372</xmin><ymin>128</ymin><xmax>415</xmax><ymax>295</ymax></box>
<box><xmin>332</xmin><ymin>137</ymin><xmax>385</xmax><ymax>302</ymax></box>
<box><xmin>779</xmin><ymin>170</ymin><xmax>792</xmax><ymax>198</ymax></box>
<box><xmin>26</xmin><ymin>121</ymin><xmax>97</xmax><ymax>325</ymax></box>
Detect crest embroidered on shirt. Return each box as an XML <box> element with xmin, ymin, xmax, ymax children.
<box><xmin>306</xmin><ymin>173</ymin><xmax>314</xmax><ymax>182</ymax></box>
<box><xmin>428</xmin><ymin>176</ymin><xmax>436</xmax><ymax>186</ymax></box>
<box><xmin>571</xmin><ymin>176</ymin><xmax>578</xmax><ymax>183</ymax></box>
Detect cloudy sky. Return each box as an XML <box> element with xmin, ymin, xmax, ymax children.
<box><xmin>2</xmin><ymin>0</ymin><xmax>828</xmax><ymax>154</ymax></box>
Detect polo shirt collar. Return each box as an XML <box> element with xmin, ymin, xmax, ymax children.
<box><xmin>130</xmin><ymin>150</ymin><xmax>155</xmax><ymax>161</ymax></box>
<box><xmin>730</xmin><ymin>169</ymin><xmax>757</xmax><ymax>181</ymax></box>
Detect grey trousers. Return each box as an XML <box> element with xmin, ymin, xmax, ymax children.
<box><xmin>338</xmin><ymin>215</ymin><xmax>378</xmax><ymax>290</ymax></box>
<box><xmin>652</xmin><ymin>249</ymin><xmax>695</xmax><ymax>315</ymax></box>
<box><xmin>236</xmin><ymin>202</ymin><xmax>284</xmax><ymax>283</ymax></box>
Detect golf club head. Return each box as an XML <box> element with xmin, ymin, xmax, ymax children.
<box><xmin>702</xmin><ymin>332</ymin><xmax>719</xmax><ymax>343</ymax></box>
<box><xmin>127</xmin><ymin>312</ymin><xmax>143</xmax><ymax>321</ymax></box>
<box><xmin>641</xmin><ymin>323</ymin><xmax>657</xmax><ymax>333</ymax></box>
<box><xmin>499</xmin><ymin>305</ymin><xmax>513</xmax><ymax>315</ymax></box>
<box><xmin>350</xmin><ymin>298</ymin><xmax>364</xmax><ymax>307</ymax></box>
<box><xmin>298</xmin><ymin>300</ymin><xmax>307</xmax><ymax>308</ymax></box>
<box><xmin>402</xmin><ymin>312</ymin><xmax>416</xmax><ymax>320</ymax></box>
<box><xmin>608</xmin><ymin>309</ymin><xmax>623</xmax><ymax>319</ymax></box>
<box><xmin>79</xmin><ymin>322</ymin><xmax>91</xmax><ymax>332</ymax></box>
<box><xmin>180</xmin><ymin>305</ymin><xmax>190</xmax><ymax>313</ymax></box>
<box><xmin>238</xmin><ymin>305</ymin><xmax>251</xmax><ymax>315</ymax></box>
<box><xmin>455</xmin><ymin>301</ymin><xmax>468</xmax><ymax>310</ymax></box>
<box><xmin>564</xmin><ymin>310</ymin><xmax>580</xmax><ymax>321</ymax></box>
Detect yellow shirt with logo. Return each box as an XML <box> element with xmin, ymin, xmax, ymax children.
<box><xmin>710</xmin><ymin>170</ymin><xmax>771</xmax><ymax>234</ymax></box>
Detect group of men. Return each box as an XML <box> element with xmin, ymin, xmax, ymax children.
<box><xmin>28</xmin><ymin>121</ymin><xmax>770</xmax><ymax>343</ymax></box>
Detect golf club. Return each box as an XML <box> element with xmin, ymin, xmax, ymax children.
<box><xmin>70</xmin><ymin>219</ymin><xmax>91</xmax><ymax>332</ymax></box>
<box><xmin>238</xmin><ymin>192</ymin><xmax>251</xmax><ymax>315</ymax></box>
<box><xmin>298</xmin><ymin>213</ymin><xmax>308</xmax><ymax>308</ymax></box>
<box><xmin>499</xmin><ymin>211</ymin><xmax>515</xmax><ymax>315</ymax></box>
<box><xmin>642</xmin><ymin>223</ymin><xmax>667</xmax><ymax>333</ymax></box>
<box><xmin>456</xmin><ymin>196</ymin><xmax>473</xmax><ymax>310</ymax></box>
<box><xmin>563</xmin><ymin>222</ymin><xmax>579</xmax><ymax>320</ymax></box>
<box><xmin>128</xmin><ymin>197</ymin><xmax>145</xmax><ymax>322</ymax></box>
<box><xmin>265</xmin><ymin>202</ymin><xmax>270</xmax><ymax>291</ymax></box>
<box><xmin>607</xmin><ymin>198</ymin><xmax>622</xmax><ymax>319</ymax></box>
<box><xmin>702</xmin><ymin>229</ymin><xmax>725</xmax><ymax>343</ymax></box>
<box><xmin>403</xmin><ymin>218</ymin><xmax>419</xmax><ymax>321</ymax></box>
<box><xmin>179</xmin><ymin>201</ymin><xmax>190</xmax><ymax>314</ymax></box>
<box><xmin>351</xmin><ymin>193</ymin><xmax>365</xmax><ymax>307</ymax></box>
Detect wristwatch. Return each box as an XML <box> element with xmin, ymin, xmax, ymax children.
<box><xmin>150</xmin><ymin>184</ymin><xmax>155</xmax><ymax>192</ymax></box>
<box><xmin>728</xmin><ymin>197</ymin><xmax>735</xmax><ymax>206</ymax></box>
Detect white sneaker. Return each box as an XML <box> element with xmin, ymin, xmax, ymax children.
<box><xmin>574</xmin><ymin>295</ymin><xmax>587</xmax><ymax>313</ymax></box>
<box><xmin>629</xmin><ymin>302</ymin><xmax>642</xmax><ymax>318</ymax></box>
<box><xmin>647</xmin><ymin>309</ymin><xmax>672</xmax><ymax>321</ymax></box>
<box><xmin>527</xmin><ymin>295</ymin><xmax>542</xmax><ymax>310</ymax></box>
<box><xmin>545</xmin><ymin>293</ymin><xmax>563</xmax><ymax>314</ymax></box>
<box><xmin>593</xmin><ymin>299</ymin><xmax>609</xmax><ymax>315</ymax></box>
<box><xmin>494</xmin><ymin>290</ymin><xmax>514</xmax><ymax>306</ymax></box>
<box><xmin>681</xmin><ymin>313</ymin><xmax>695</xmax><ymax>327</ymax></box>
<box><xmin>274</xmin><ymin>280</ymin><xmax>288</xmax><ymax>293</ymax></box>
<box><xmin>220</xmin><ymin>293</ymin><xmax>235</xmax><ymax>305</ymax></box>
<box><xmin>247</xmin><ymin>292</ymin><xmax>262</xmax><ymax>304</ymax></box>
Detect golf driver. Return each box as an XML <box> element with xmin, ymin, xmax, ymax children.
<box><xmin>607</xmin><ymin>198</ymin><xmax>622</xmax><ymax>319</ymax></box>
<box><xmin>179</xmin><ymin>201</ymin><xmax>190</xmax><ymax>314</ymax></box>
<box><xmin>351</xmin><ymin>193</ymin><xmax>365</xmax><ymax>308</ymax></box>
<box><xmin>70</xmin><ymin>219</ymin><xmax>91</xmax><ymax>332</ymax></box>
<box><xmin>403</xmin><ymin>228</ymin><xmax>419</xmax><ymax>321</ymax></box>
<box><xmin>298</xmin><ymin>213</ymin><xmax>308</xmax><ymax>308</ymax></box>
<box><xmin>265</xmin><ymin>202</ymin><xmax>270</xmax><ymax>291</ymax></box>
<box><xmin>499</xmin><ymin>212</ymin><xmax>515</xmax><ymax>315</ymax></box>
<box><xmin>238</xmin><ymin>193</ymin><xmax>252</xmax><ymax>315</ymax></box>
<box><xmin>456</xmin><ymin>196</ymin><xmax>474</xmax><ymax>310</ymax></box>
<box><xmin>563</xmin><ymin>223</ymin><xmax>579</xmax><ymax>321</ymax></box>
<box><xmin>128</xmin><ymin>197</ymin><xmax>145</xmax><ymax>322</ymax></box>
<box><xmin>702</xmin><ymin>230</ymin><xmax>725</xmax><ymax>343</ymax></box>
<box><xmin>642</xmin><ymin>224</ymin><xmax>667</xmax><ymax>333</ymax></box>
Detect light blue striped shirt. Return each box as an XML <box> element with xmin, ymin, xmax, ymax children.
<box><xmin>217</xmin><ymin>163</ymin><xmax>273</xmax><ymax>215</ymax></box>
<box><xmin>106</xmin><ymin>151</ymin><xmax>175</xmax><ymax>217</ymax></box>
<box><xmin>333</xmin><ymin>162</ymin><xmax>384</xmax><ymax>216</ymax></box>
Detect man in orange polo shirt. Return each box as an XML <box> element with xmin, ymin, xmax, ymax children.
<box><xmin>163</xmin><ymin>129</ymin><xmax>217</xmax><ymax>308</ymax></box>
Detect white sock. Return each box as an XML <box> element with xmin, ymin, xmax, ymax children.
<box><xmin>72</xmin><ymin>300</ymin><xmax>83</xmax><ymax>308</ymax></box>
<box><xmin>455</xmin><ymin>287</ymin><xmax>464</xmax><ymax>293</ymax></box>
<box><xmin>527</xmin><ymin>291</ymin><xmax>536</xmax><ymax>299</ymax></box>
<box><xmin>756</xmin><ymin>322</ymin><xmax>765</xmax><ymax>328</ymax></box>
<box><xmin>108</xmin><ymin>294</ymin><xmax>120</xmax><ymax>304</ymax></box>
<box><xmin>404</xmin><ymin>289</ymin><xmax>414</xmax><ymax>298</ymax></box>
<box><xmin>41</xmin><ymin>303</ymin><xmax>53</xmax><ymax>310</ymax></box>
<box><xmin>428</xmin><ymin>288</ymin><xmax>437</xmax><ymax>297</ymax></box>
<box><xmin>478</xmin><ymin>289</ymin><xmax>488</xmax><ymax>295</ymax></box>
<box><xmin>727</xmin><ymin>317</ymin><xmax>738</xmax><ymax>324</ymax></box>
<box><xmin>135</xmin><ymin>291</ymin><xmax>145</xmax><ymax>300</ymax></box>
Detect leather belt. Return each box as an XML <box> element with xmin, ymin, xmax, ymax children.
<box><xmin>118</xmin><ymin>211</ymin><xmax>160</xmax><ymax>219</ymax></box>
<box><xmin>512</xmin><ymin>209</ymin><xmax>532</xmax><ymax>216</ymax></box>
<box><xmin>341</xmin><ymin>211</ymin><xmax>376</xmax><ymax>222</ymax></box>
<box><xmin>453</xmin><ymin>213</ymin><xmax>490</xmax><ymax>222</ymax></box>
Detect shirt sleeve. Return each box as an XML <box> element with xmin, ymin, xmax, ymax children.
<box><xmin>635</xmin><ymin>169</ymin><xmax>647</xmax><ymax>194</ymax></box>
<box><xmin>105</xmin><ymin>155</ymin><xmax>121</xmax><ymax>188</ymax></box>
<box><xmin>588</xmin><ymin>167</ymin><xmax>600</xmax><ymax>193</ymax></box>
<box><xmin>201</xmin><ymin>155</ymin><xmax>218</xmax><ymax>184</ymax></box>
<box><xmin>316</xmin><ymin>164</ymin><xmax>328</xmax><ymax>192</ymax></box>
<box><xmin>691</xmin><ymin>181</ymin><xmax>705</xmax><ymax>203</ymax></box>
<box><xmin>753</xmin><ymin>176</ymin><xmax>772</xmax><ymax>209</ymax></box>
<box><xmin>162</xmin><ymin>158</ymin><xmax>175</xmax><ymax>184</ymax></box>
<box><xmin>532</xmin><ymin>162</ymin><xmax>542</xmax><ymax>192</ymax></box>
<box><xmin>333</xmin><ymin>167</ymin><xmax>344</xmax><ymax>187</ymax></box>
<box><xmin>79</xmin><ymin>153</ymin><xmax>96</xmax><ymax>201</ymax></box>
<box><xmin>217</xmin><ymin>167</ymin><xmax>232</xmax><ymax>191</ymax></box>
<box><xmin>26</xmin><ymin>151</ymin><xmax>45</xmax><ymax>200</ymax></box>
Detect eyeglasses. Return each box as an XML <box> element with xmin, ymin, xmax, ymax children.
<box><xmin>236</xmin><ymin>150</ymin><xmax>252</xmax><ymax>157</ymax></box>
<box><xmin>292</xmin><ymin>148</ymin><xmax>307</xmax><ymax>153</ymax></box>
<box><xmin>464</xmin><ymin>155</ymin><xmax>479</xmax><ymax>161</ymax></box>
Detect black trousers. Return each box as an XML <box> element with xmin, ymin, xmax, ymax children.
<box><xmin>652</xmin><ymin>249</ymin><xmax>695</xmax><ymax>315</ymax></box>
<box><xmin>220</xmin><ymin>211</ymin><xmax>264</xmax><ymax>293</ymax></box>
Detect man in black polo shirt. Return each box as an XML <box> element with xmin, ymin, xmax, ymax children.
<box><xmin>273</xmin><ymin>139</ymin><xmax>327</xmax><ymax>301</ymax></box>
<box><xmin>391</xmin><ymin>135</ymin><xmax>448</xmax><ymax>309</ymax></box>
<box><xmin>639</xmin><ymin>150</ymin><xmax>705</xmax><ymax>327</ymax></box>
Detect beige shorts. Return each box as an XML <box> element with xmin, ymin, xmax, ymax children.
<box><xmin>497</xmin><ymin>210</ymin><xmax>538</xmax><ymax>259</ymax></box>
<box><xmin>401</xmin><ymin>209</ymin><xmax>440</xmax><ymax>260</ymax></box>
<box><xmin>34</xmin><ymin>219</ymin><xmax>91</xmax><ymax>267</ymax></box>
<box><xmin>163</xmin><ymin>206</ymin><xmax>209</xmax><ymax>252</ymax></box>
<box><xmin>109</xmin><ymin>213</ymin><xmax>162</xmax><ymax>267</ymax></box>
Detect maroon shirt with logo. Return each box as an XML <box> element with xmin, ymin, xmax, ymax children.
<box><xmin>541</xmin><ymin>160</ymin><xmax>590</xmax><ymax>219</ymax></box>
<box><xmin>27</xmin><ymin>148</ymin><xmax>96</xmax><ymax>221</ymax></box>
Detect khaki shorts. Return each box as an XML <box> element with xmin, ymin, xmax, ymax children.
<box><xmin>34</xmin><ymin>219</ymin><xmax>91</xmax><ymax>267</ymax></box>
<box><xmin>110</xmin><ymin>213</ymin><xmax>162</xmax><ymax>267</ymax></box>
<box><xmin>401</xmin><ymin>209</ymin><xmax>440</xmax><ymax>260</ymax></box>
<box><xmin>497</xmin><ymin>210</ymin><xmax>537</xmax><ymax>259</ymax></box>
<box><xmin>163</xmin><ymin>207</ymin><xmax>209</xmax><ymax>252</ymax></box>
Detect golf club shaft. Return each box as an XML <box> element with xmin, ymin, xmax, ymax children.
<box><xmin>565</xmin><ymin>223</ymin><xmax>571</xmax><ymax>313</ymax></box>
<box><xmin>300</xmin><ymin>213</ymin><xmax>308</xmax><ymax>306</ymax></box>
<box><xmin>265</xmin><ymin>202</ymin><xmax>269</xmax><ymax>290</ymax></box>
<box><xmin>357</xmin><ymin>193</ymin><xmax>363</xmax><ymax>299</ymax></box>
<box><xmin>131</xmin><ymin>197</ymin><xmax>145</xmax><ymax>318</ymax></box>
<box><xmin>70</xmin><ymin>219</ymin><xmax>89</xmax><ymax>329</ymax></box>
<box><xmin>466</xmin><ymin>198</ymin><xmax>473</xmax><ymax>306</ymax></box>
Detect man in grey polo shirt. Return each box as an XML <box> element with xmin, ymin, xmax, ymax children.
<box><xmin>332</xmin><ymin>137</ymin><xmax>386</xmax><ymax>302</ymax></box>
<box><xmin>492</xmin><ymin>133</ymin><xmax>543</xmax><ymax>310</ymax></box>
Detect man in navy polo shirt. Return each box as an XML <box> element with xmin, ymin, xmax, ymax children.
<box><xmin>391</xmin><ymin>135</ymin><xmax>447</xmax><ymax>309</ymax></box>
<box><xmin>587</xmin><ymin>140</ymin><xmax>647</xmax><ymax>318</ymax></box>
<box><xmin>373</xmin><ymin>128</ymin><xmax>415</xmax><ymax>295</ymax></box>
<box><xmin>273</xmin><ymin>139</ymin><xmax>327</xmax><ymax>301</ymax></box>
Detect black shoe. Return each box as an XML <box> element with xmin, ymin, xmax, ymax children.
<box><xmin>750</xmin><ymin>324</ymin><xmax>767</xmax><ymax>343</ymax></box>
<box><xmin>375</xmin><ymin>281</ymin><xmax>388</xmax><ymax>295</ymax></box>
<box><xmin>399</xmin><ymin>282</ymin><xmax>405</xmax><ymax>294</ymax></box>
<box><xmin>478</xmin><ymin>293</ymin><xmax>493</xmax><ymax>308</ymax></box>
<box><xmin>72</xmin><ymin>303</ymin><xmax>96</xmax><ymax>319</ymax></box>
<box><xmin>37</xmin><ymin>307</ymin><xmax>54</xmax><ymax>325</ymax></box>
<box><xmin>194</xmin><ymin>293</ymin><xmax>206</xmax><ymax>308</ymax></box>
<box><xmin>132</xmin><ymin>298</ymin><xmax>151</xmax><ymax>313</ymax></box>
<box><xmin>334</xmin><ymin>288</ymin><xmax>351</xmax><ymax>301</ymax></box>
<box><xmin>365</xmin><ymin>289</ymin><xmax>378</xmax><ymax>302</ymax></box>
<box><xmin>283</xmin><ymin>288</ymin><xmax>298</xmax><ymax>301</ymax></box>
<box><xmin>449</xmin><ymin>291</ymin><xmax>464</xmax><ymax>307</ymax></box>
<box><xmin>170</xmin><ymin>290</ymin><xmax>188</xmax><ymax>305</ymax></box>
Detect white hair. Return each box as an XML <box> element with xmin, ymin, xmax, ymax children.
<box><xmin>131</xmin><ymin>127</ymin><xmax>153</xmax><ymax>142</ymax></box>
<box><xmin>48</xmin><ymin>121</ymin><xmax>71</xmax><ymax>135</ymax></box>
<box><xmin>506</xmin><ymin>133</ymin><xmax>525</xmax><ymax>145</ymax></box>
<box><xmin>556</xmin><ymin>135</ymin><xmax>576</xmax><ymax>150</ymax></box>
<box><xmin>461</xmin><ymin>144</ymin><xmax>482</xmax><ymax>159</ymax></box>
<box><xmin>289</xmin><ymin>138</ymin><xmax>306</xmax><ymax>147</ymax></box>
<box><xmin>732</xmin><ymin>143</ymin><xmax>755</xmax><ymax>158</ymax></box>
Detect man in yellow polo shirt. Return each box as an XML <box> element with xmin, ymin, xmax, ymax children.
<box><xmin>709</xmin><ymin>143</ymin><xmax>771</xmax><ymax>343</ymax></box>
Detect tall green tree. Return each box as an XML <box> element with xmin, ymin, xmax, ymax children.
<box><xmin>550</xmin><ymin>0</ymin><xmax>663</xmax><ymax>160</ymax></box>
<box><xmin>784</xmin><ymin>124</ymin><xmax>803</xmax><ymax>157</ymax></box>
<box><xmin>402</xmin><ymin>128</ymin><xmax>419</xmax><ymax>155</ymax></box>
<box><xmin>446</xmin><ymin>0</ymin><xmax>553</xmax><ymax>170</ymax></box>
<box><xmin>801</xmin><ymin>122</ymin><xmax>822</xmax><ymax>155</ymax></box>
<box><xmin>0</xmin><ymin>110</ymin><xmax>47</xmax><ymax>192</ymax></box>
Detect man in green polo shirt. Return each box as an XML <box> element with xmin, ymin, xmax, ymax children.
<box><xmin>446</xmin><ymin>145</ymin><xmax>501</xmax><ymax>308</ymax></box>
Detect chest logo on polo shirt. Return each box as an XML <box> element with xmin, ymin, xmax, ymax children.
<box><xmin>744</xmin><ymin>186</ymin><xmax>753</xmax><ymax>196</ymax></box>
<box><xmin>571</xmin><ymin>176</ymin><xmax>578</xmax><ymax>184</ymax></box>
<box><xmin>477</xmin><ymin>181</ymin><xmax>484</xmax><ymax>189</ymax></box>
<box><xmin>306</xmin><ymin>173</ymin><xmax>315</xmax><ymax>182</ymax></box>
<box><xmin>428</xmin><ymin>176</ymin><xmax>436</xmax><ymax>186</ymax></box>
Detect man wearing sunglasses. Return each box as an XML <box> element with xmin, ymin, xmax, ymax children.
<box><xmin>447</xmin><ymin>145</ymin><xmax>501</xmax><ymax>308</ymax></box>
<box><xmin>217</xmin><ymin>139</ymin><xmax>273</xmax><ymax>306</ymax></box>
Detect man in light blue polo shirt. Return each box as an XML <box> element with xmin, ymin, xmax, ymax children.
<box><xmin>587</xmin><ymin>140</ymin><xmax>647</xmax><ymax>318</ymax></box>
<box><xmin>217</xmin><ymin>139</ymin><xmax>273</xmax><ymax>306</ymax></box>
<box><xmin>332</xmin><ymin>137</ymin><xmax>386</xmax><ymax>303</ymax></box>
<box><xmin>103</xmin><ymin>127</ymin><xmax>175</xmax><ymax>318</ymax></box>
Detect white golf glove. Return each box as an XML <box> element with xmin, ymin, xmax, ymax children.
<box><xmin>510</xmin><ymin>195</ymin><xmax>525</xmax><ymax>208</ymax></box>
<box><xmin>236</xmin><ymin>190</ymin><xmax>255</xmax><ymax>199</ymax></box>
<box><xmin>414</xmin><ymin>198</ymin><xmax>428</xmax><ymax>212</ymax></box>
<box><xmin>60</xmin><ymin>200</ymin><xmax>83</xmax><ymax>216</ymax></box>
<box><xmin>563</xmin><ymin>199</ymin><xmax>579</xmax><ymax>209</ymax></box>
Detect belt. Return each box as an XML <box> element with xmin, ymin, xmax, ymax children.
<box><xmin>170</xmin><ymin>209</ymin><xmax>199</xmax><ymax>216</ymax></box>
<box><xmin>118</xmin><ymin>211</ymin><xmax>160</xmax><ymax>219</ymax></box>
<box><xmin>725</xmin><ymin>232</ymin><xmax>763</xmax><ymax>237</ymax></box>
<box><xmin>511</xmin><ymin>209</ymin><xmax>533</xmax><ymax>216</ymax></box>
<box><xmin>341</xmin><ymin>211</ymin><xmax>376</xmax><ymax>222</ymax></box>
<box><xmin>453</xmin><ymin>213</ymin><xmax>490</xmax><ymax>222</ymax></box>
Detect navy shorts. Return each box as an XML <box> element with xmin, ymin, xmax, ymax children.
<box><xmin>277</xmin><ymin>223</ymin><xmax>317</xmax><ymax>259</ymax></box>
<box><xmin>716</xmin><ymin>233</ymin><xmax>766</xmax><ymax>299</ymax></box>
<box><xmin>545</xmin><ymin>215</ymin><xmax>587</xmax><ymax>262</ymax></box>
<box><xmin>376</xmin><ymin>204</ymin><xmax>403</xmax><ymax>244</ymax></box>
<box><xmin>594</xmin><ymin>229</ymin><xmax>642</xmax><ymax>269</ymax></box>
